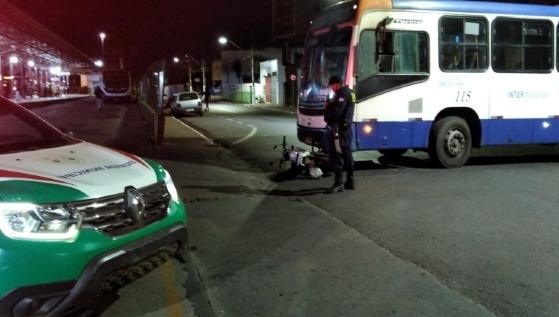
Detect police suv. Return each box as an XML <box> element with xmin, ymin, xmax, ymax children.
<box><xmin>0</xmin><ymin>96</ymin><xmax>188</xmax><ymax>316</ymax></box>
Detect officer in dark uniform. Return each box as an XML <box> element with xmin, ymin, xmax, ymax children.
<box><xmin>324</xmin><ymin>75</ymin><xmax>355</xmax><ymax>193</ymax></box>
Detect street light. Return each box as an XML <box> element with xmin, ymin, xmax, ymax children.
<box><xmin>8</xmin><ymin>56</ymin><xmax>18</xmax><ymax>98</ymax></box>
<box><xmin>94</xmin><ymin>60</ymin><xmax>104</xmax><ymax>67</ymax></box>
<box><xmin>99</xmin><ymin>32</ymin><xmax>106</xmax><ymax>58</ymax></box>
<box><xmin>27</xmin><ymin>60</ymin><xmax>35</xmax><ymax>67</ymax></box>
<box><xmin>218</xmin><ymin>35</ymin><xmax>255</xmax><ymax>105</ymax></box>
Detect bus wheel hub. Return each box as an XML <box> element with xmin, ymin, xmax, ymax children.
<box><xmin>445</xmin><ymin>129</ymin><xmax>465</xmax><ymax>157</ymax></box>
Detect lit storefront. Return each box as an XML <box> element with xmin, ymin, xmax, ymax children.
<box><xmin>0</xmin><ymin>0</ymin><xmax>91</xmax><ymax>100</ymax></box>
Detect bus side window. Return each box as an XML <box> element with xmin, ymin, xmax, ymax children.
<box><xmin>377</xmin><ymin>54</ymin><xmax>395</xmax><ymax>73</ymax></box>
<box><xmin>357</xmin><ymin>30</ymin><xmax>377</xmax><ymax>80</ymax></box>
<box><xmin>442</xmin><ymin>45</ymin><xmax>463</xmax><ymax>70</ymax></box>
<box><xmin>377</xmin><ymin>31</ymin><xmax>397</xmax><ymax>73</ymax></box>
<box><xmin>440</xmin><ymin>16</ymin><xmax>488</xmax><ymax>72</ymax></box>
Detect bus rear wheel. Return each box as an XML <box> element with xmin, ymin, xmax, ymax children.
<box><xmin>429</xmin><ymin>116</ymin><xmax>471</xmax><ymax>168</ymax></box>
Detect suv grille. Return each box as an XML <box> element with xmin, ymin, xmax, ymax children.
<box><xmin>71</xmin><ymin>182</ymin><xmax>171</xmax><ymax>236</ymax></box>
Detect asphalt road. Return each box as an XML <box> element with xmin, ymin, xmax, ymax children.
<box><xmin>178</xmin><ymin>102</ymin><xmax>559</xmax><ymax>317</ymax></box>
<box><xmin>29</xmin><ymin>98</ymin><xmax>559</xmax><ymax>317</ymax></box>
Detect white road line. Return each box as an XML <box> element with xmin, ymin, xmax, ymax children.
<box><xmin>236</xmin><ymin>121</ymin><xmax>244</xmax><ymax>125</ymax></box>
<box><xmin>226</xmin><ymin>118</ymin><xmax>233</xmax><ymax>122</ymax></box>
<box><xmin>172</xmin><ymin>117</ymin><xmax>215</xmax><ymax>146</ymax></box>
<box><xmin>232</xmin><ymin>124</ymin><xmax>257</xmax><ymax>145</ymax></box>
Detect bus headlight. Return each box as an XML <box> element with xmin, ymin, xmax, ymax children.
<box><xmin>363</xmin><ymin>124</ymin><xmax>374</xmax><ymax>135</ymax></box>
<box><xmin>0</xmin><ymin>203</ymin><xmax>81</xmax><ymax>241</ymax></box>
<box><xmin>164</xmin><ymin>170</ymin><xmax>180</xmax><ymax>202</ymax></box>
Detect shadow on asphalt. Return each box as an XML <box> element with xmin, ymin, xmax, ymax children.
<box><xmin>181</xmin><ymin>185</ymin><xmax>264</xmax><ymax>197</ymax></box>
<box><xmin>377</xmin><ymin>153</ymin><xmax>559</xmax><ymax>168</ymax></box>
<box><xmin>267</xmin><ymin>188</ymin><xmax>333</xmax><ymax>196</ymax></box>
<box><xmin>468</xmin><ymin>155</ymin><xmax>559</xmax><ymax>166</ymax></box>
<box><xmin>271</xmin><ymin>159</ymin><xmax>397</xmax><ymax>184</ymax></box>
<box><xmin>181</xmin><ymin>183</ymin><xmax>333</xmax><ymax>197</ymax></box>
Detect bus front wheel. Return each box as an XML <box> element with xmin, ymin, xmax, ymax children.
<box><xmin>429</xmin><ymin>116</ymin><xmax>471</xmax><ymax>168</ymax></box>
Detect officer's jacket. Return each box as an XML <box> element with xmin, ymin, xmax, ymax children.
<box><xmin>324</xmin><ymin>86</ymin><xmax>355</xmax><ymax>146</ymax></box>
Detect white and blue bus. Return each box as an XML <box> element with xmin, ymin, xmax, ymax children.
<box><xmin>298</xmin><ymin>0</ymin><xmax>559</xmax><ymax>167</ymax></box>
<box><xmin>101</xmin><ymin>69</ymin><xmax>132</xmax><ymax>103</ymax></box>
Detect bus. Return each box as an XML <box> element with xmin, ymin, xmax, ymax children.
<box><xmin>101</xmin><ymin>69</ymin><xmax>132</xmax><ymax>103</ymax></box>
<box><xmin>298</xmin><ymin>0</ymin><xmax>559</xmax><ymax>168</ymax></box>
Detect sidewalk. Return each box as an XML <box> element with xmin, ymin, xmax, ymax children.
<box><xmin>14</xmin><ymin>94</ymin><xmax>90</xmax><ymax>108</ymax></box>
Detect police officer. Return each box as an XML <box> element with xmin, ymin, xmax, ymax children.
<box><xmin>324</xmin><ymin>75</ymin><xmax>355</xmax><ymax>193</ymax></box>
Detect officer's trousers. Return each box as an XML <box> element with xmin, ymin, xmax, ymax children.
<box><xmin>329</xmin><ymin>146</ymin><xmax>354</xmax><ymax>184</ymax></box>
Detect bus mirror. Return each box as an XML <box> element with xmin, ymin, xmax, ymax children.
<box><xmin>375</xmin><ymin>16</ymin><xmax>393</xmax><ymax>57</ymax></box>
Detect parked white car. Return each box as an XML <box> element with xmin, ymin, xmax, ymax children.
<box><xmin>171</xmin><ymin>92</ymin><xmax>203</xmax><ymax>116</ymax></box>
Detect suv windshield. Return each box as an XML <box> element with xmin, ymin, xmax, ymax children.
<box><xmin>301</xmin><ymin>27</ymin><xmax>352</xmax><ymax>105</ymax></box>
<box><xmin>0</xmin><ymin>98</ymin><xmax>75</xmax><ymax>154</ymax></box>
<box><xmin>179</xmin><ymin>93</ymin><xmax>199</xmax><ymax>101</ymax></box>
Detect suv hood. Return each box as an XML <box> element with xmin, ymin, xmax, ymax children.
<box><xmin>0</xmin><ymin>142</ymin><xmax>157</xmax><ymax>200</ymax></box>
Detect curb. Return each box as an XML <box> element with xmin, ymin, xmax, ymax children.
<box><xmin>17</xmin><ymin>95</ymin><xmax>91</xmax><ymax>109</ymax></box>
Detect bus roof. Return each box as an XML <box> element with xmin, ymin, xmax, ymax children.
<box><xmin>392</xmin><ymin>0</ymin><xmax>559</xmax><ymax>18</ymax></box>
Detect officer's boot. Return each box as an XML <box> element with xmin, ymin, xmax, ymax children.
<box><xmin>327</xmin><ymin>170</ymin><xmax>344</xmax><ymax>194</ymax></box>
<box><xmin>345</xmin><ymin>175</ymin><xmax>355</xmax><ymax>190</ymax></box>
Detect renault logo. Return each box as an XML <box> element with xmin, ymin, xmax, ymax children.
<box><xmin>124</xmin><ymin>186</ymin><xmax>146</xmax><ymax>225</ymax></box>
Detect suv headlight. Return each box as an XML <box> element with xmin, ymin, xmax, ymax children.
<box><xmin>0</xmin><ymin>203</ymin><xmax>81</xmax><ymax>241</ymax></box>
<box><xmin>164</xmin><ymin>170</ymin><xmax>180</xmax><ymax>202</ymax></box>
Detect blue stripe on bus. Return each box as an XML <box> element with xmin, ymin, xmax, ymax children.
<box><xmin>355</xmin><ymin>118</ymin><xmax>559</xmax><ymax>150</ymax></box>
<box><xmin>355</xmin><ymin>121</ymin><xmax>432</xmax><ymax>150</ymax></box>
<box><xmin>392</xmin><ymin>0</ymin><xmax>559</xmax><ymax>18</ymax></box>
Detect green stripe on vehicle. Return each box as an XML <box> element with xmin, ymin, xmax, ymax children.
<box><xmin>0</xmin><ymin>180</ymin><xmax>88</xmax><ymax>203</ymax></box>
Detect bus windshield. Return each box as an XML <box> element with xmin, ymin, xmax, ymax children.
<box><xmin>103</xmin><ymin>71</ymin><xmax>130</xmax><ymax>89</ymax></box>
<box><xmin>301</xmin><ymin>27</ymin><xmax>352</xmax><ymax>105</ymax></box>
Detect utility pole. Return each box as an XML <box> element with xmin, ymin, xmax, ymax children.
<box><xmin>188</xmin><ymin>57</ymin><xmax>193</xmax><ymax>92</ymax></box>
<box><xmin>201</xmin><ymin>59</ymin><xmax>207</xmax><ymax>92</ymax></box>
<box><xmin>250</xmin><ymin>28</ymin><xmax>256</xmax><ymax>105</ymax></box>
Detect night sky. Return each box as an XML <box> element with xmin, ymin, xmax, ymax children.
<box><xmin>7</xmin><ymin>0</ymin><xmax>559</xmax><ymax>71</ymax></box>
<box><xmin>8</xmin><ymin>0</ymin><xmax>273</xmax><ymax>70</ymax></box>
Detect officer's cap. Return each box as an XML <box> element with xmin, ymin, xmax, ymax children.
<box><xmin>328</xmin><ymin>75</ymin><xmax>343</xmax><ymax>85</ymax></box>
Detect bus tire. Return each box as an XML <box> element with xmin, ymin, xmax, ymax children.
<box><xmin>378</xmin><ymin>149</ymin><xmax>407</xmax><ymax>157</ymax></box>
<box><xmin>429</xmin><ymin>116</ymin><xmax>471</xmax><ymax>168</ymax></box>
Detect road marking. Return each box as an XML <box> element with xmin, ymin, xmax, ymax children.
<box><xmin>172</xmin><ymin>117</ymin><xmax>216</xmax><ymax>145</ymax></box>
<box><xmin>160</xmin><ymin>261</ymin><xmax>185</xmax><ymax>317</ymax></box>
<box><xmin>236</xmin><ymin>121</ymin><xmax>244</xmax><ymax>125</ymax></box>
<box><xmin>232</xmin><ymin>124</ymin><xmax>257</xmax><ymax>145</ymax></box>
<box><xmin>226</xmin><ymin>118</ymin><xmax>233</xmax><ymax>122</ymax></box>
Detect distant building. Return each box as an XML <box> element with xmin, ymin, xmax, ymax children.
<box><xmin>220</xmin><ymin>48</ymin><xmax>285</xmax><ymax>105</ymax></box>
<box><xmin>0</xmin><ymin>0</ymin><xmax>92</xmax><ymax>99</ymax></box>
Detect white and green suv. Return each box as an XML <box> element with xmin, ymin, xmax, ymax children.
<box><xmin>0</xmin><ymin>97</ymin><xmax>188</xmax><ymax>317</ymax></box>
